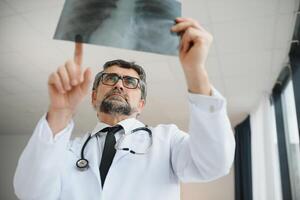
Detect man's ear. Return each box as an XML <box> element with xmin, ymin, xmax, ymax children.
<box><xmin>138</xmin><ymin>99</ymin><xmax>145</xmax><ymax>113</ymax></box>
<box><xmin>91</xmin><ymin>90</ymin><xmax>97</xmax><ymax>108</ymax></box>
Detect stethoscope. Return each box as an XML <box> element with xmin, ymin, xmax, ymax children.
<box><xmin>76</xmin><ymin>126</ymin><xmax>152</xmax><ymax>170</ymax></box>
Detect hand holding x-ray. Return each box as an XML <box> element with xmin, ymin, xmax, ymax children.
<box><xmin>171</xmin><ymin>17</ymin><xmax>213</xmax><ymax>96</ymax></box>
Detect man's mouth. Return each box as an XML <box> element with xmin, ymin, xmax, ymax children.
<box><xmin>109</xmin><ymin>93</ymin><xmax>124</xmax><ymax>98</ymax></box>
<box><xmin>106</xmin><ymin>93</ymin><xmax>127</xmax><ymax>102</ymax></box>
<box><xmin>104</xmin><ymin>89</ymin><xmax>129</xmax><ymax>103</ymax></box>
<box><xmin>110</xmin><ymin>93</ymin><xmax>122</xmax><ymax>96</ymax></box>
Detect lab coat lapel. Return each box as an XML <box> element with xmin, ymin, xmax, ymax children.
<box><xmin>84</xmin><ymin>136</ymin><xmax>102</xmax><ymax>185</ymax></box>
<box><xmin>69</xmin><ymin>135</ymin><xmax>102</xmax><ymax>186</ymax></box>
<box><xmin>69</xmin><ymin>134</ymin><xmax>101</xmax><ymax>188</ymax></box>
<box><xmin>113</xmin><ymin>149</ymin><xmax>130</xmax><ymax>165</ymax></box>
<box><xmin>68</xmin><ymin>118</ymin><xmax>146</xmax><ymax>186</ymax></box>
<box><xmin>111</xmin><ymin>118</ymin><xmax>146</xmax><ymax>164</ymax></box>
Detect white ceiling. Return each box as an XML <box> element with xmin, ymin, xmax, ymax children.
<box><xmin>0</xmin><ymin>0</ymin><xmax>298</xmax><ymax>136</ymax></box>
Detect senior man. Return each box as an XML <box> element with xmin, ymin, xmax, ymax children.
<box><xmin>14</xmin><ymin>17</ymin><xmax>235</xmax><ymax>200</ymax></box>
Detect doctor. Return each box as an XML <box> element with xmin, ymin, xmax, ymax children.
<box><xmin>14</xmin><ymin>17</ymin><xmax>235</xmax><ymax>200</ymax></box>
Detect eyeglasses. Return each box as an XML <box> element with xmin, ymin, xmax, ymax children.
<box><xmin>100</xmin><ymin>73</ymin><xmax>141</xmax><ymax>89</ymax></box>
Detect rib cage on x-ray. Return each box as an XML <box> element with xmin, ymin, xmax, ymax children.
<box><xmin>55</xmin><ymin>0</ymin><xmax>119</xmax><ymax>42</ymax></box>
<box><xmin>133</xmin><ymin>0</ymin><xmax>180</xmax><ymax>55</ymax></box>
<box><xmin>54</xmin><ymin>0</ymin><xmax>181</xmax><ymax>55</ymax></box>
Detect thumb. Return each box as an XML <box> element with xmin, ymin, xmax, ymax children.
<box><xmin>80</xmin><ymin>67</ymin><xmax>93</xmax><ymax>94</ymax></box>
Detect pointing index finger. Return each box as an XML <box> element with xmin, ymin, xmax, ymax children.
<box><xmin>74</xmin><ymin>42</ymin><xmax>83</xmax><ymax>67</ymax></box>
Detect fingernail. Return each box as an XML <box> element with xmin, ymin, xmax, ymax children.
<box><xmin>75</xmin><ymin>34</ymin><xmax>83</xmax><ymax>43</ymax></box>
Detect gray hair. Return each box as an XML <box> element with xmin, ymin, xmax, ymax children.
<box><xmin>92</xmin><ymin>59</ymin><xmax>147</xmax><ymax>101</ymax></box>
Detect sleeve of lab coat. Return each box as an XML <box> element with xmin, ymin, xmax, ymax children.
<box><xmin>13</xmin><ymin>114</ymin><xmax>74</xmax><ymax>199</ymax></box>
<box><xmin>171</xmin><ymin>87</ymin><xmax>235</xmax><ymax>182</ymax></box>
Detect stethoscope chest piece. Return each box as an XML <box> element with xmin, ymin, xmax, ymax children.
<box><xmin>76</xmin><ymin>158</ymin><xmax>89</xmax><ymax>170</ymax></box>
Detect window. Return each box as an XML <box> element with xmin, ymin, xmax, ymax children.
<box><xmin>281</xmin><ymin>80</ymin><xmax>300</xmax><ymax>200</ymax></box>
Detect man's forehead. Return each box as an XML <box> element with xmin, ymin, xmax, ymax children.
<box><xmin>104</xmin><ymin>65</ymin><xmax>139</xmax><ymax>77</ymax></box>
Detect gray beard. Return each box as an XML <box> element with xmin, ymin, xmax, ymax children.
<box><xmin>99</xmin><ymin>96</ymin><xmax>133</xmax><ymax>116</ymax></box>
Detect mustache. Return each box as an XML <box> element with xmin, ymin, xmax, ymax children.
<box><xmin>104</xmin><ymin>88</ymin><xmax>129</xmax><ymax>102</ymax></box>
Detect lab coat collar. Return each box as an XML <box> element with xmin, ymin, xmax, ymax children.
<box><xmin>81</xmin><ymin>117</ymin><xmax>145</xmax><ymax>188</ymax></box>
<box><xmin>90</xmin><ymin>117</ymin><xmax>145</xmax><ymax>137</ymax></box>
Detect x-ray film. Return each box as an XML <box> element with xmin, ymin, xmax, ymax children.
<box><xmin>54</xmin><ymin>0</ymin><xmax>181</xmax><ymax>56</ymax></box>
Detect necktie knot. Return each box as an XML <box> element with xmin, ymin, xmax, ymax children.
<box><xmin>100</xmin><ymin>125</ymin><xmax>123</xmax><ymax>135</ymax></box>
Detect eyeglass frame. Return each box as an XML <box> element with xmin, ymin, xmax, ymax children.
<box><xmin>93</xmin><ymin>72</ymin><xmax>144</xmax><ymax>90</ymax></box>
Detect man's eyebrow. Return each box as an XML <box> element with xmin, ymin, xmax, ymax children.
<box><xmin>123</xmin><ymin>75</ymin><xmax>140</xmax><ymax>79</ymax></box>
<box><xmin>105</xmin><ymin>72</ymin><xmax>140</xmax><ymax>79</ymax></box>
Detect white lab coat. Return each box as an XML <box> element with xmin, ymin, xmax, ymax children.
<box><xmin>14</xmin><ymin>89</ymin><xmax>235</xmax><ymax>200</ymax></box>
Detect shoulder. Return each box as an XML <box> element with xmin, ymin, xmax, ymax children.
<box><xmin>149</xmin><ymin>123</ymin><xmax>188</xmax><ymax>141</ymax></box>
<box><xmin>67</xmin><ymin>132</ymin><xmax>90</xmax><ymax>152</ymax></box>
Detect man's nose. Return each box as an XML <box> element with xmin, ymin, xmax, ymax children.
<box><xmin>113</xmin><ymin>79</ymin><xmax>124</xmax><ymax>90</ymax></box>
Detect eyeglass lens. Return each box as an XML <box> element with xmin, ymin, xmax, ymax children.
<box><xmin>102</xmin><ymin>73</ymin><xmax>139</xmax><ymax>89</ymax></box>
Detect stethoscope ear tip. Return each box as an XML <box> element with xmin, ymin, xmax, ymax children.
<box><xmin>76</xmin><ymin>158</ymin><xmax>89</xmax><ymax>170</ymax></box>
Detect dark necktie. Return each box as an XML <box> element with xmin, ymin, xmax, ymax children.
<box><xmin>99</xmin><ymin>125</ymin><xmax>123</xmax><ymax>187</ymax></box>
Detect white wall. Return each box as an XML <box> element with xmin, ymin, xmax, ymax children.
<box><xmin>0</xmin><ymin>133</ymin><xmax>234</xmax><ymax>200</ymax></box>
<box><xmin>181</xmin><ymin>169</ymin><xmax>234</xmax><ymax>200</ymax></box>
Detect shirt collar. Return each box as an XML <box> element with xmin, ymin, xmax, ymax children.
<box><xmin>90</xmin><ymin>117</ymin><xmax>145</xmax><ymax>137</ymax></box>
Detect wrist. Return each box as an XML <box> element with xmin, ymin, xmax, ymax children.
<box><xmin>184</xmin><ymin>68</ymin><xmax>212</xmax><ymax>95</ymax></box>
<box><xmin>48</xmin><ymin>106</ymin><xmax>75</xmax><ymax>117</ymax></box>
<box><xmin>46</xmin><ymin>107</ymin><xmax>74</xmax><ymax>135</ymax></box>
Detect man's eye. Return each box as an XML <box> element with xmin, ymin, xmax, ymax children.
<box><xmin>125</xmin><ymin>77</ymin><xmax>137</xmax><ymax>85</ymax></box>
<box><xmin>106</xmin><ymin>74</ymin><xmax>118</xmax><ymax>82</ymax></box>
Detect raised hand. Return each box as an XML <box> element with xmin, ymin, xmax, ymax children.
<box><xmin>171</xmin><ymin>18</ymin><xmax>212</xmax><ymax>95</ymax></box>
<box><xmin>47</xmin><ymin>43</ymin><xmax>92</xmax><ymax>135</ymax></box>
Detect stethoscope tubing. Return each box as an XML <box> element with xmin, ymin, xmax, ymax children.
<box><xmin>76</xmin><ymin>126</ymin><xmax>152</xmax><ymax>170</ymax></box>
